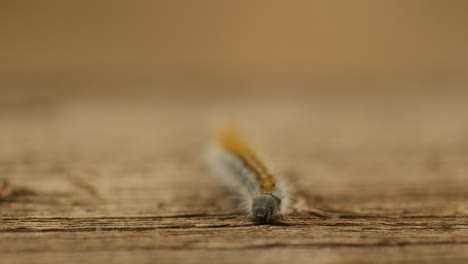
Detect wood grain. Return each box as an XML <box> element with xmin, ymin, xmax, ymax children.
<box><xmin>1</xmin><ymin>87</ymin><xmax>468</xmax><ymax>263</ymax></box>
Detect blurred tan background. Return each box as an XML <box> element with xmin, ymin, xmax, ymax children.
<box><xmin>2</xmin><ymin>0</ymin><xmax>468</xmax><ymax>95</ymax></box>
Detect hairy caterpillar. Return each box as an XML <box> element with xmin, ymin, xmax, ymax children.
<box><xmin>207</xmin><ymin>128</ymin><xmax>292</xmax><ymax>224</ymax></box>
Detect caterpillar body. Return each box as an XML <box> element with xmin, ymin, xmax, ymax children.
<box><xmin>207</xmin><ymin>128</ymin><xmax>291</xmax><ymax>224</ymax></box>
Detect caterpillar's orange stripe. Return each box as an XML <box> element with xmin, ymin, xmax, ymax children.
<box><xmin>218</xmin><ymin>128</ymin><xmax>276</xmax><ymax>193</ymax></box>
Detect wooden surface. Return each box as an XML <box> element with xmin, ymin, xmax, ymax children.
<box><xmin>1</xmin><ymin>87</ymin><xmax>468</xmax><ymax>263</ymax></box>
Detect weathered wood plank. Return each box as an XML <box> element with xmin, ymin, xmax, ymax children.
<box><xmin>1</xmin><ymin>88</ymin><xmax>468</xmax><ymax>263</ymax></box>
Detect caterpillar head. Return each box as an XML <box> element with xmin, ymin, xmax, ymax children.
<box><xmin>251</xmin><ymin>194</ymin><xmax>281</xmax><ymax>224</ymax></box>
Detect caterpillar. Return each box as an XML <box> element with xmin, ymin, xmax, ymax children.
<box><xmin>207</xmin><ymin>128</ymin><xmax>291</xmax><ymax>224</ymax></box>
